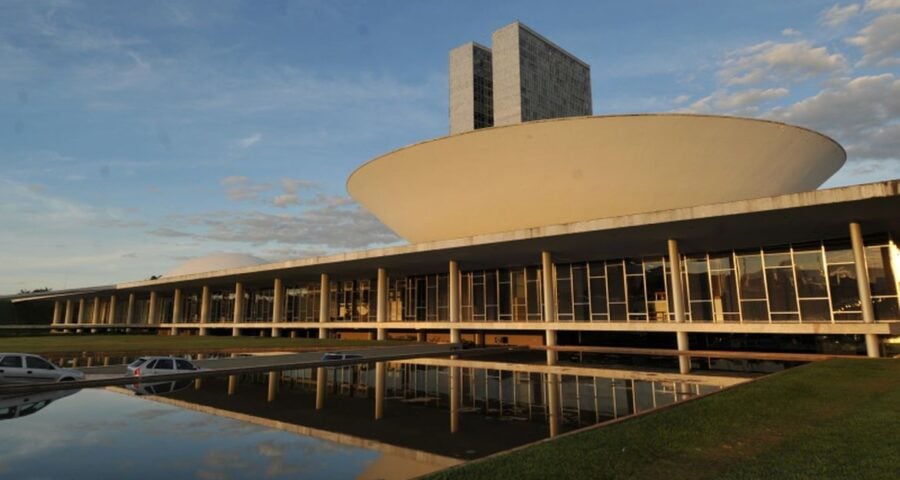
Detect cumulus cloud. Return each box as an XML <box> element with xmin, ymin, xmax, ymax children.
<box><xmin>820</xmin><ymin>4</ymin><xmax>861</xmax><ymax>27</ymax></box>
<box><xmin>781</xmin><ymin>28</ymin><xmax>801</xmax><ymax>37</ymax></box>
<box><xmin>865</xmin><ymin>0</ymin><xmax>900</xmax><ymax>11</ymax></box>
<box><xmin>846</xmin><ymin>13</ymin><xmax>900</xmax><ymax>65</ymax></box>
<box><xmin>280</xmin><ymin>177</ymin><xmax>316</xmax><ymax>194</ymax></box>
<box><xmin>220</xmin><ymin>176</ymin><xmax>271</xmax><ymax>201</ymax></box>
<box><xmin>150</xmin><ymin>197</ymin><xmax>400</xmax><ymax>251</ymax></box>
<box><xmin>686</xmin><ymin>87</ymin><xmax>789</xmax><ymax>114</ymax></box>
<box><xmin>769</xmin><ymin>74</ymin><xmax>900</xmax><ymax>161</ymax></box>
<box><xmin>272</xmin><ymin>194</ymin><xmax>299</xmax><ymax>208</ymax></box>
<box><xmin>719</xmin><ymin>41</ymin><xmax>847</xmax><ymax>85</ymax></box>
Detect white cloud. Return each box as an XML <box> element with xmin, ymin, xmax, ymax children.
<box><xmin>220</xmin><ymin>176</ymin><xmax>271</xmax><ymax>201</ymax></box>
<box><xmin>865</xmin><ymin>0</ymin><xmax>900</xmax><ymax>10</ymax></box>
<box><xmin>820</xmin><ymin>4</ymin><xmax>862</xmax><ymax>27</ymax></box>
<box><xmin>152</xmin><ymin>198</ymin><xmax>400</xmax><ymax>250</ymax></box>
<box><xmin>769</xmin><ymin>74</ymin><xmax>900</xmax><ymax>162</ymax></box>
<box><xmin>673</xmin><ymin>94</ymin><xmax>690</xmax><ymax>105</ymax></box>
<box><xmin>272</xmin><ymin>194</ymin><xmax>299</xmax><ymax>208</ymax></box>
<box><xmin>281</xmin><ymin>177</ymin><xmax>316</xmax><ymax>194</ymax></box>
<box><xmin>720</xmin><ymin>41</ymin><xmax>846</xmax><ymax>85</ymax></box>
<box><xmin>781</xmin><ymin>28</ymin><xmax>801</xmax><ymax>36</ymax></box>
<box><xmin>846</xmin><ymin>13</ymin><xmax>900</xmax><ymax>66</ymax></box>
<box><xmin>236</xmin><ymin>133</ymin><xmax>262</xmax><ymax>149</ymax></box>
<box><xmin>686</xmin><ymin>87</ymin><xmax>789</xmax><ymax>114</ymax></box>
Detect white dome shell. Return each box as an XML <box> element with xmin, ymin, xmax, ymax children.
<box><xmin>164</xmin><ymin>253</ymin><xmax>267</xmax><ymax>278</ymax></box>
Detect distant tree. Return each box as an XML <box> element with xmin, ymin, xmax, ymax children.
<box><xmin>18</xmin><ymin>287</ymin><xmax>52</xmax><ymax>294</ymax></box>
<box><xmin>148</xmin><ymin>275</ymin><xmax>161</xmax><ymax>280</ymax></box>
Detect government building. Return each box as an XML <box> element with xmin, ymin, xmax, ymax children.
<box><xmin>12</xmin><ymin>22</ymin><xmax>900</xmax><ymax>368</ymax></box>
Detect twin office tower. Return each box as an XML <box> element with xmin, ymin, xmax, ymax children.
<box><xmin>449</xmin><ymin>21</ymin><xmax>593</xmax><ymax>134</ymax></box>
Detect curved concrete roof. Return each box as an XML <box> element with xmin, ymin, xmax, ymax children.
<box><xmin>164</xmin><ymin>253</ymin><xmax>267</xmax><ymax>278</ymax></box>
<box><xmin>347</xmin><ymin>114</ymin><xmax>845</xmax><ymax>243</ymax></box>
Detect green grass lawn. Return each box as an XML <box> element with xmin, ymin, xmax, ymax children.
<box><xmin>428</xmin><ymin>359</ymin><xmax>899</xmax><ymax>480</ymax></box>
<box><xmin>0</xmin><ymin>334</ymin><xmax>409</xmax><ymax>355</ymax></box>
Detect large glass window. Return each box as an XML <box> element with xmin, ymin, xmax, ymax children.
<box><xmin>825</xmin><ymin>243</ymin><xmax>862</xmax><ymax>321</ymax></box>
<box><xmin>709</xmin><ymin>253</ymin><xmax>739</xmax><ymax>322</ymax></box>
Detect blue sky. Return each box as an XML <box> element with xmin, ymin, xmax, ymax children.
<box><xmin>2</xmin><ymin>0</ymin><xmax>899</xmax><ymax>294</ymax></box>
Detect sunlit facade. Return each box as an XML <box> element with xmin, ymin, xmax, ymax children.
<box><xmin>10</xmin><ymin>24</ymin><xmax>900</xmax><ymax>364</ymax></box>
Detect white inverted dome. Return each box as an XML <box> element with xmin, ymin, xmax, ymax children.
<box><xmin>164</xmin><ymin>253</ymin><xmax>267</xmax><ymax>278</ymax></box>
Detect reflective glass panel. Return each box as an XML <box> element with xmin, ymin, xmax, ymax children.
<box><xmin>866</xmin><ymin>246</ymin><xmax>897</xmax><ymax>296</ymax></box>
<box><xmin>828</xmin><ymin>264</ymin><xmax>860</xmax><ymax>314</ymax></box>
<box><xmin>765</xmin><ymin>269</ymin><xmax>797</xmax><ymax>312</ymax></box>
<box><xmin>794</xmin><ymin>251</ymin><xmax>828</xmax><ymax>298</ymax></box>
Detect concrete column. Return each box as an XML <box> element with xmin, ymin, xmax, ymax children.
<box><xmin>77</xmin><ymin>298</ymin><xmax>87</xmax><ymax>324</ymax></box>
<box><xmin>232</xmin><ymin>282</ymin><xmax>244</xmax><ymax>337</ymax></box>
<box><xmin>542</xmin><ymin>251</ymin><xmax>558</xmax><ymax>365</ymax></box>
<box><xmin>103</xmin><ymin>356</ymin><xmax>110</xmax><ymax>366</ymax></box>
<box><xmin>417</xmin><ymin>331</ymin><xmax>426</xmax><ymax>342</ymax></box>
<box><xmin>227</xmin><ymin>353</ymin><xmax>238</xmax><ymax>395</ymax></box>
<box><xmin>475</xmin><ymin>332</ymin><xmax>485</xmax><ymax>347</ymax></box>
<box><xmin>668</xmin><ymin>239</ymin><xmax>686</xmax><ymax>323</ymax></box>
<box><xmin>90</xmin><ymin>297</ymin><xmax>100</xmax><ymax>333</ymax></box>
<box><xmin>318</xmin><ymin>274</ymin><xmax>329</xmax><ymax>339</ymax></box>
<box><xmin>449</xmin><ymin>260</ymin><xmax>460</xmax><ymax>344</ymax></box>
<box><xmin>108</xmin><ymin>295</ymin><xmax>117</xmax><ymax>325</ymax></box>
<box><xmin>668</xmin><ymin>239</ymin><xmax>691</xmax><ymax>373</ymax></box>
<box><xmin>267</xmin><ymin>371</ymin><xmax>279</xmax><ymax>402</ymax></box>
<box><xmin>376</xmin><ymin>268</ymin><xmax>387</xmax><ymax>340</ymax></box>
<box><xmin>850</xmin><ymin>222</ymin><xmax>880</xmax><ymax>357</ymax></box>
<box><xmin>148</xmin><ymin>291</ymin><xmax>158</xmax><ymax>326</ymax></box>
<box><xmin>316</xmin><ymin>367</ymin><xmax>327</xmax><ymax>409</ymax></box>
<box><xmin>375</xmin><ymin>362</ymin><xmax>386</xmax><ymax>419</ymax></box>
<box><xmin>547</xmin><ymin>372</ymin><xmax>560</xmax><ymax>438</ymax></box>
<box><xmin>546</xmin><ymin>330</ymin><xmax>558</xmax><ymax>366</ymax></box>
<box><xmin>125</xmin><ymin>293</ymin><xmax>135</xmax><ymax>328</ymax></box>
<box><xmin>171</xmin><ymin>289</ymin><xmax>181</xmax><ymax>335</ymax></box>
<box><xmin>64</xmin><ymin>300</ymin><xmax>74</xmax><ymax>325</ymax></box>
<box><xmin>198</xmin><ymin>286</ymin><xmax>210</xmax><ymax>336</ymax></box>
<box><xmin>271</xmin><ymin>278</ymin><xmax>283</xmax><ymax>337</ymax></box>
<box><xmin>449</xmin><ymin>365</ymin><xmax>460</xmax><ymax>433</ymax></box>
<box><xmin>194</xmin><ymin>354</ymin><xmax>204</xmax><ymax>390</ymax></box>
<box><xmin>52</xmin><ymin>301</ymin><xmax>62</xmax><ymax>325</ymax></box>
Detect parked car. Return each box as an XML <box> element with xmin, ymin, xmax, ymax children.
<box><xmin>126</xmin><ymin>357</ymin><xmax>202</xmax><ymax>377</ymax></box>
<box><xmin>321</xmin><ymin>352</ymin><xmax>364</xmax><ymax>361</ymax></box>
<box><xmin>0</xmin><ymin>389</ymin><xmax>80</xmax><ymax>421</ymax></box>
<box><xmin>126</xmin><ymin>379</ymin><xmax>194</xmax><ymax>396</ymax></box>
<box><xmin>0</xmin><ymin>353</ymin><xmax>86</xmax><ymax>384</ymax></box>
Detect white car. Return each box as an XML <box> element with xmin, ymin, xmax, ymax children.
<box><xmin>0</xmin><ymin>353</ymin><xmax>85</xmax><ymax>384</ymax></box>
<box><xmin>0</xmin><ymin>389</ymin><xmax>80</xmax><ymax>421</ymax></box>
<box><xmin>127</xmin><ymin>357</ymin><xmax>201</xmax><ymax>377</ymax></box>
<box><xmin>125</xmin><ymin>379</ymin><xmax>194</xmax><ymax>396</ymax></box>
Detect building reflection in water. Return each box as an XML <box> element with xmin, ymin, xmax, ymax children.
<box><xmin>137</xmin><ymin>358</ymin><xmax>746</xmax><ymax>461</ymax></box>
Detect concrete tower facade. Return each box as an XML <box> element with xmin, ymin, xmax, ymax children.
<box><xmin>449</xmin><ymin>22</ymin><xmax>592</xmax><ymax>134</ymax></box>
<box><xmin>492</xmin><ymin>22</ymin><xmax>592</xmax><ymax>127</ymax></box>
<box><xmin>449</xmin><ymin>42</ymin><xmax>494</xmax><ymax>135</ymax></box>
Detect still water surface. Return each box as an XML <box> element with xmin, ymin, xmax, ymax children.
<box><xmin>0</xmin><ymin>353</ymin><xmax>752</xmax><ymax>479</ymax></box>
<box><xmin>0</xmin><ymin>388</ymin><xmax>384</xmax><ymax>479</ymax></box>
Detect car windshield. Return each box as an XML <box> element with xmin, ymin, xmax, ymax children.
<box><xmin>128</xmin><ymin>358</ymin><xmax>147</xmax><ymax>367</ymax></box>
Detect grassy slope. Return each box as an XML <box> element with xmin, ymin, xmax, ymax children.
<box><xmin>428</xmin><ymin>359</ymin><xmax>899</xmax><ymax>480</ymax></box>
<box><xmin>0</xmin><ymin>334</ymin><xmax>406</xmax><ymax>355</ymax></box>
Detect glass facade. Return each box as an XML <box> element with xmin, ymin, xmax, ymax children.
<box><xmin>152</xmin><ymin>236</ymin><xmax>899</xmax><ymax>326</ymax></box>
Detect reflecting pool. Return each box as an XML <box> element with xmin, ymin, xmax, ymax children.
<box><xmin>0</xmin><ymin>388</ymin><xmax>440</xmax><ymax>479</ymax></box>
<box><xmin>0</xmin><ymin>353</ymin><xmax>754</xmax><ymax>479</ymax></box>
